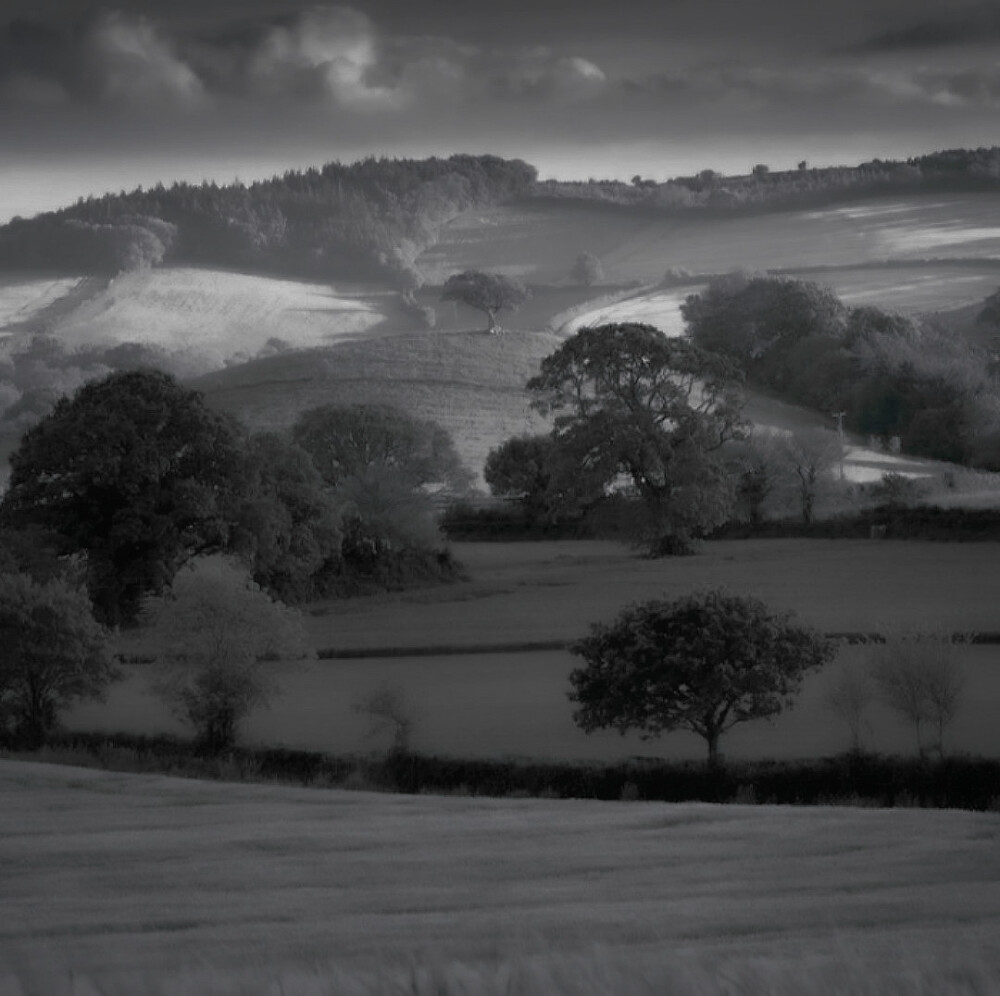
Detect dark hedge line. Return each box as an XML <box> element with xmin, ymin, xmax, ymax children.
<box><xmin>711</xmin><ymin>505</ymin><xmax>1000</xmax><ymax>542</ymax></box>
<box><xmin>17</xmin><ymin>731</ymin><xmax>1000</xmax><ymax>812</ymax></box>
<box><xmin>444</xmin><ymin>503</ymin><xmax>1000</xmax><ymax>544</ymax></box>
<box><xmin>440</xmin><ymin>503</ymin><xmax>595</xmax><ymax>541</ymax></box>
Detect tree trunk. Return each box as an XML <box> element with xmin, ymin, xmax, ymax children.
<box><xmin>486</xmin><ymin>309</ymin><xmax>500</xmax><ymax>334</ymax></box>
<box><xmin>706</xmin><ymin>730</ymin><xmax>722</xmax><ymax>768</ymax></box>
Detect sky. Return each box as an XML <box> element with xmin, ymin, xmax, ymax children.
<box><xmin>1</xmin><ymin>0</ymin><xmax>998</xmax><ymax>222</ymax></box>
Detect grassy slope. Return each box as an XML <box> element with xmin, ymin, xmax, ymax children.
<box><xmin>193</xmin><ymin>192</ymin><xmax>1000</xmax><ymax>483</ymax></box>
<box><xmin>2</xmin><ymin>759</ymin><xmax>999</xmax><ymax>992</ymax></box>
<box><xmin>192</xmin><ymin>328</ymin><xmax>561</xmax><ymax>480</ymax></box>
<box><xmin>52</xmin><ymin>267</ymin><xmax>391</xmax><ymax>362</ymax></box>
<box><xmin>421</xmin><ymin>194</ymin><xmax>1000</xmax><ymax>286</ymax></box>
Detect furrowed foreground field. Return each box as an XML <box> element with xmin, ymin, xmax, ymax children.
<box><xmin>2</xmin><ymin>760</ymin><xmax>1000</xmax><ymax>995</ymax></box>
<box><xmin>67</xmin><ymin>540</ymin><xmax>1000</xmax><ymax>761</ymax></box>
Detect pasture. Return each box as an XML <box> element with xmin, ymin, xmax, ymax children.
<box><xmin>52</xmin><ymin>267</ymin><xmax>391</xmax><ymax>367</ymax></box>
<box><xmin>0</xmin><ymin>274</ymin><xmax>84</xmax><ymax>330</ymax></box>
<box><xmin>421</xmin><ymin>194</ymin><xmax>1000</xmax><ymax>287</ymax></box>
<box><xmin>2</xmin><ymin>760</ymin><xmax>999</xmax><ymax>994</ymax></box>
<box><xmin>68</xmin><ymin>540</ymin><xmax>1000</xmax><ymax>761</ymax></box>
<box><xmin>193</xmin><ymin>328</ymin><xmax>560</xmax><ymax>481</ymax></box>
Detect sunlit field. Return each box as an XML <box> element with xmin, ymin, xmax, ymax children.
<box><xmin>66</xmin><ymin>540</ymin><xmax>1000</xmax><ymax>761</ymax></box>
<box><xmin>0</xmin><ymin>274</ymin><xmax>83</xmax><ymax>328</ymax></box>
<box><xmin>2</xmin><ymin>760</ymin><xmax>999</xmax><ymax>995</ymax></box>
<box><xmin>52</xmin><ymin>267</ymin><xmax>390</xmax><ymax>364</ymax></box>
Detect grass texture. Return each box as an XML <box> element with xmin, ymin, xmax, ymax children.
<box><xmin>1</xmin><ymin>759</ymin><xmax>999</xmax><ymax>993</ymax></box>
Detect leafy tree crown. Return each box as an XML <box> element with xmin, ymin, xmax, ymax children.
<box><xmin>569</xmin><ymin>588</ymin><xmax>832</xmax><ymax>761</ymax></box>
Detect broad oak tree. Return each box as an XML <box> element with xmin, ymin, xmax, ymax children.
<box><xmin>568</xmin><ymin>589</ymin><xmax>833</xmax><ymax>766</ymax></box>
<box><xmin>527</xmin><ymin>323</ymin><xmax>746</xmax><ymax>554</ymax></box>
<box><xmin>441</xmin><ymin>270</ymin><xmax>530</xmax><ymax>334</ymax></box>
<box><xmin>0</xmin><ymin>572</ymin><xmax>117</xmax><ymax>747</ymax></box>
<box><xmin>0</xmin><ymin>370</ymin><xmax>248</xmax><ymax>625</ymax></box>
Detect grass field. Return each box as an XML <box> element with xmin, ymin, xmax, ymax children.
<box><xmin>421</xmin><ymin>194</ymin><xmax>1000</xmax><ymax>286</ymax></box>
<box><xmin>67</xmin><ymin>539</ymin><xmax>1000</xmax><ymax>761</ymax></box>
<box><xmin>0</xmin><ymin>274</ymin><xmax>84</xmax><ymax>329</ymax></box>
<box><xmin>52</xmin><ymin>267</ymin><xmax>392</xmax><ymax>366</ymax></box>
<box><xmin>3</xmin><ymin>760</ymin><xmax>1000</xmax><ymax>994</ymax></box>
<box><xmin>194</xmin><ymin>328</ymin><xmax>560</xmax><ymax>480</ymax></box>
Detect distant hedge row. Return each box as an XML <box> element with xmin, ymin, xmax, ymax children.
<box><xmin>442</xmin><ymin>502</ymin><xmax>1000</xmax><ymax>543</ymax></box>
<box><xmin>19</xmin><ymin>731</ymin><xmax>1000</xmax><ymax>812</ymax></box>
<box><xmin>711</xmin><ymin>505</ymin><xmax>1000</xmax><ymax>542</ymax></box>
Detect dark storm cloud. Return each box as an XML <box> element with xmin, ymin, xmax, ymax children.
<box><xmin>850</xmin><ymin>2</ymin><xmax>1000</xmax><ymax>52</ymax></box>
<box><xmin>2</xmin><ymin>0</ymin><xmax>998</xmax><ymax>222</ymax></box>
<box><xmin>0</xmin><ymin>5</ymin><xmax>611</xmax><ymax>114</ymax></box>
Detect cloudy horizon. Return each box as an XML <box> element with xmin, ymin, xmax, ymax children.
<box><xmin>1</xmin><ymin>0</ymin><xmax>997</xmax><ymax>222</ymax></box>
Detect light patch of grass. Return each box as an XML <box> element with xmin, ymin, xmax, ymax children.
<box><xmin>0</xmin><ymin>274</ymin><xmax>83</xmax><ymax>326</ymax></box>
<box><xmin>52</xmin><ymin>267</ymin><xmax>389</xmax><ymax>366</ymax></box>
<box><xmin>1</xmin><ymin>761</ymin><xmax>999</xmax><ymax>990</ymax></box>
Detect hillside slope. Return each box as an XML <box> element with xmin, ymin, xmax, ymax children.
<box><xmin>194</xmin><ymin>328</ymin><xmax>560</xmax><ymax>480</ymax></box>
<box><xmin>420</xmin><ymin>193</ymin><xmax>1000</xmax><ymax>288</ymax></box>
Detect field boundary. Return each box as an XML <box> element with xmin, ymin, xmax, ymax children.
<box><xmin>314</xmin><ymin>631</ymin><xmax>1000</xmax><ymax>660</ymax></box>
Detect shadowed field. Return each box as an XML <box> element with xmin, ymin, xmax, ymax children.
<box><xmin>67</xmin><ymin>540</ymin><xmax>1000</xmax><ymax>761</ymax></box>
<box><xmin>2</xmin><ymin>760</ymin><xmax>999</xmax><ymax>994</ymax></box>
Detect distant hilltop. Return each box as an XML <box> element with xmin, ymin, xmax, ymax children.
<box><xmin>1</xmin><ymin>147</ymin><xmax>998</xmax><ymax>284</ymax></box>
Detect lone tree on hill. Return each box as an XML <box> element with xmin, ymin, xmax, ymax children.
<box><xmin>0</xmin><ymin>370</ymin><xmax>248</xmax><ymax>626</ymax></box>
<box><xmin>528</xmin><ymin>323</ymin><xmax>746</xmax><ymax>555</ymax></box>
<box><xmin>442</xmin><ymin>270</ymin><xmax>529</xmax><ymax>334</ymax></box>
<box><xmin>569</xmin><ymin>589</ymin><xmax>833</xmax><ymax>766</ymax></box>
<box><xmin>0</xmin><ymin>572</ymin><xmax>117</xmax><ymax>748</ymax></box>
<box><xmin>145</xmin><ymin>555</ymin><xmax>310</xmax><ymax>754</ymax></box>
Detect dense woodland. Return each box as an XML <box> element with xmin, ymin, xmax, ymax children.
<box><xmin>682</xmin><ymin>275</ymin><xmax>1000</xmax><ymax>467</ymax></box>
<box><xmin>0</xmin><ymin>154</ymin><xmax>538</xmax><ymax>281</ymax></box>
<box><xmin>3</xmin><ymin>148</ymin><xmax>1000</xmax><ymax>281</ymax></box>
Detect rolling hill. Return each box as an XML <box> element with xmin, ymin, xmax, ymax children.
<box><xmin>1</xmin><ymin>186</ymin><xmax>999</xmax><ymax>489</ymax></box>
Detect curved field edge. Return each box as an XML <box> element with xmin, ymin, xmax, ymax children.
<box><xmin>2</xmin><ymin>759</ymin><xmax>999</xmax><ymax>992</ymax></box>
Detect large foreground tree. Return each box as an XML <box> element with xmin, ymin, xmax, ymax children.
<box><xmin>527</xmin><ymin>323</ymin><xmax>746</xmax><ymax>554</ymax></box>
<box><xmin>569</xmin><ymin>589</ymin><xmax>833</xmax><ymax>765</ymax></box>
<box><xmin>0</xmin><ymin>370</ymin><xmax>248</xmax><ymax>626</ymax></box>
